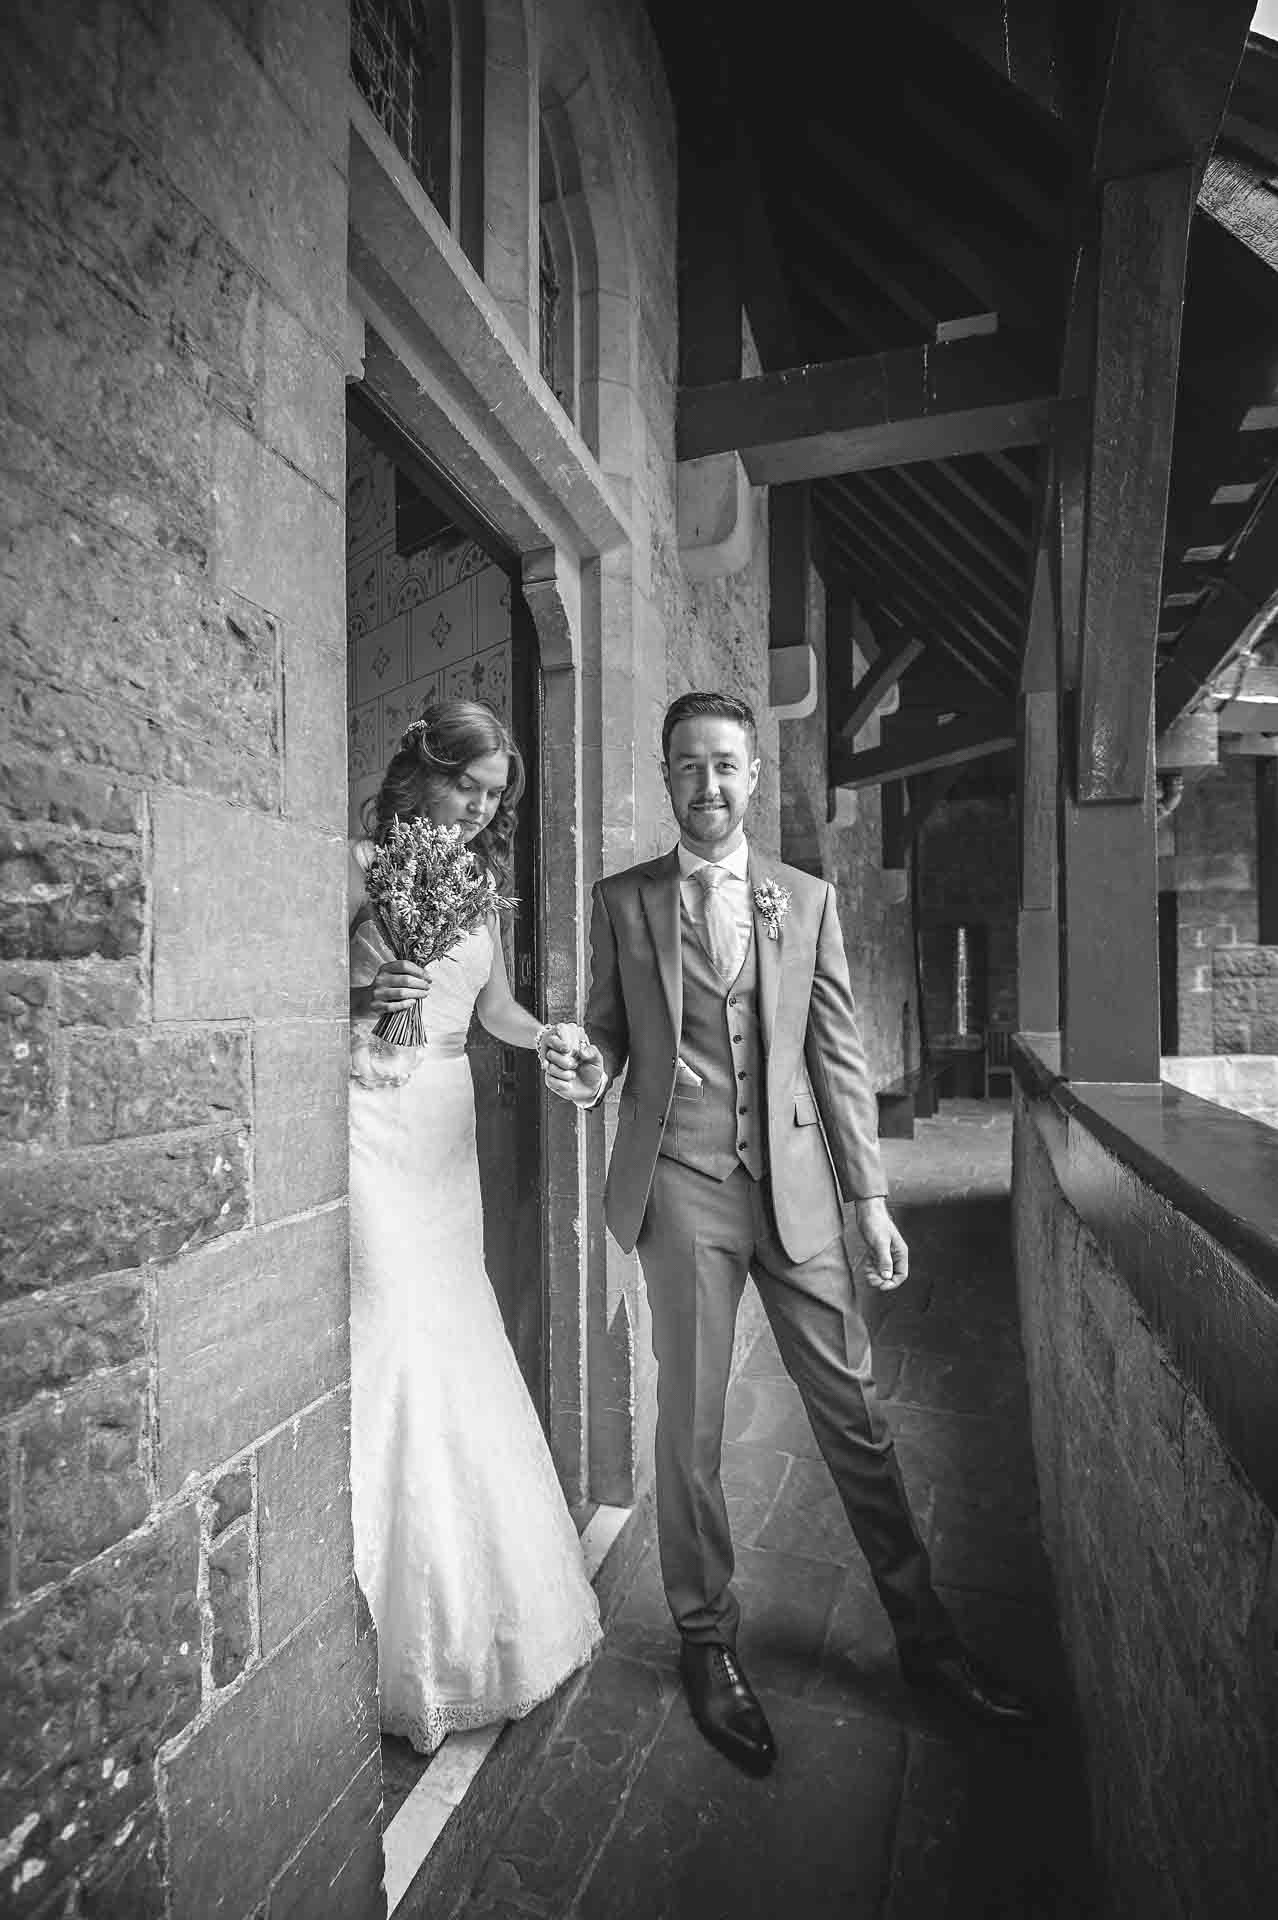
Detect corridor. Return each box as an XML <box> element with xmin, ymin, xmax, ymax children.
<box><xmin>414</xmin><ymin>1105</ymin><xmax>1097</xmax><ymax>1919</ymax></box>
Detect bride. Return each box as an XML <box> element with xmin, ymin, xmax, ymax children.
<box><xmin>347</xmin><ymin>697</ymin><xmax>601</xmax><ymax>1753</ymax></box>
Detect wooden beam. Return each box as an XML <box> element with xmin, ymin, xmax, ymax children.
<box><xmin>819</xmin><ymin>495</ymin><xmax>1018</xmax><ymax>690</ymax></box>
<box><xmin>806</xmin><ymin>120</ymin><xmax>1052</xmax><ymax>336</ymax></box>
<box><xmin>903</xmin><ymin>0</ymin><xmax>1069</xmax><ymax>122</ymax></box>
<box><xmin>1077</xmin><ymin>168</ymin><xmax>1195</xmax><ymax>801</ymax></box>
<box><xmin>1198</xmin><ymin>149</ymin><xmax>1278</xmax><ymax>276</ymax></box>
<box><xmin>676</xmin><ymin>338</ymin><xmax>1055</xmax><ymax>483</ymax></box>
<box><xmin>834</xmin><ymin>635</ymin><xmax>926</xmax><ymax>742</ymax></box>
<box><xmin>851</xmin><ymin>472</ymin><xmax>1026</xmax><ymax>625</ymax></box>
<box><xmin>791</xmin><ymin>194</ymin><xmax>941</xmax><ymax>336</ymax></box>
<box><xmin>895</xmin><ymin>76</ymin><xmax>1063</xmax><ymax>237</ymax></box>
<box><xmin>881</xmin><ymin>779</ymin><xmax>906</xmax><ymax>870</ymax></box>
<box><xmin>1155</xmin><ymin>482</ymin><xmax>1278</xmax><ymax>730</ymax></box>
<box><xmin>831</xmin><ymin>713</ymin><xmax>1017</xmax><ymax>789</ymax></box>
<box><xmin>676</xmin><ymin>28</ymin><xmax>742</xmax><ymax>388</ymax></box>
<box><xmin>900</xmin><ymin>767</ymin><xmax>965</xmax><ymax>849</ymax></box>
<box><xmin>819</xmin><ymin>508</ymin><xmax>1013</xmax><ymax>696</ymax></box>
<box><xmin>824</xmin><ymin>484</ymin><xmax>1023</xmax><ymax>669</ymax></box>
<box><xmin>889</xmin><ymin>465</ymin><xmax>1029</xmax><ymax>593</ymax></box>
<box><xmin>932</xmin><ymin>457</ymin><xmax>1029</xmax><ymax>546</ymax></box>
<box><xmin>1089</xmin><ymin>0</ymin><xmax>1256</xmax><ymax>183</ymax></box>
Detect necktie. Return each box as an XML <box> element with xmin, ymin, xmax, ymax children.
<box><xmin>693</xmin><ymin>863</ymin><xmax>742</xmax><ymax>980</ymax></box>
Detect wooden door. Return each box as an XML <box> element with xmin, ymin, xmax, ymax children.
<box><xmin>468</xmin><ymin>587</ymin><xmax>544</xmax><ymax>1416</ymax></box>
<box><xmin>345</xmin><ymin>391</ymin><xmax>546</xmax><ymax>1418</ymax></box>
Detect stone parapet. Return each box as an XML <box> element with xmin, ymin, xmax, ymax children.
<box><xmin>1012</xmin><ymin>1045</ymin><xmax>1278</xmax><ymax>1914</ymax></box>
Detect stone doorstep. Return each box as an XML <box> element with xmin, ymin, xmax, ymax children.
<box><xmin>385</xmin><ymin>1496</ymin><xmax>649</xmax><ymax>1919</ymax></box>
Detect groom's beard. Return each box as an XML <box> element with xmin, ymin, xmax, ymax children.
<box><xmin>673</xmin><ymin>798</ymin><xmax>746</xmax><ymax>851</ymax></box>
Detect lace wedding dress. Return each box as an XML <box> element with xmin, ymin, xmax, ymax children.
<box><xmin>348</xmin><ymin>852</ymin><xmax>601</xmax><ymax>1752</ymax></box>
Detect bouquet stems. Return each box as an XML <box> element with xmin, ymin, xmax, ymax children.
<box><xmin>372</xmin><ymin>997</ymin><xmax>428</xmax><ymax>1048</ymax></box>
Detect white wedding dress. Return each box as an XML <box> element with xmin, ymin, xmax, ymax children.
<box><xmin>348</xmin><ymin>856</ymin><xmax>601</xmax><ymax>1752</ymax></box>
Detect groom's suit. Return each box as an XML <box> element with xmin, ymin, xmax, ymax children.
<box><xmin>585</xmin><ymin>841</ymin><xmax>951</xmax><ymax>1654</ymax></box>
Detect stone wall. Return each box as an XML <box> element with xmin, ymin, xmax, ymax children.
<box><xmin>1</xmin><ymin>4</ymin><xmax>382</xmax><ymax>1915</ymax></box>
<box><xmin>1165</xmin><ymin>758</ymin><xmax>1258</xmax><ymax>1054</ymax></box>
<box><xmin>1212</xmin><ymin>943</ymin><xmax>1278</xmax><ymax>1055</ymax></box>
<box><xmin>1012</xmin><ymin>1094</ymin><xmax>1278</xmax><ymax>1916</ymax></box>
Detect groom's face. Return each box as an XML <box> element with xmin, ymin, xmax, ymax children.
<box><xmin>663</xmin><ymin>716</ymin><xmax>760</xmax><ymax>855</ymax></box>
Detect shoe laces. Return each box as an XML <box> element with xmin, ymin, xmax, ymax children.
<box><xmin>716</xmin><ymin>1648</ymin><xmax>745</xmax><ymax>1688</ymax></box>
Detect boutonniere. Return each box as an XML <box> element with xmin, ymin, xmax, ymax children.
<box><xmin>753</xmin><ymin>879</ymin><xmax>791</xmax><ymax>940</ymax></box>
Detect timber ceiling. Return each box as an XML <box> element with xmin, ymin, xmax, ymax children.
<box><xmin>649</xmin><ymin>0</ymin><xmax>1278</xmax><ymax>742</ymax></box>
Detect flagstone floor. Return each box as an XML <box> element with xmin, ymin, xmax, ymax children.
<box><xmin>408</xmin><ymin>1101</ymin><xmax>1098</xmax><ymax>1919</ymax></box>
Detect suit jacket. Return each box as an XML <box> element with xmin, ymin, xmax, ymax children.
<box><xmin>585</xmin><ymin>843</ymin><xmax>887</xmax><ymax>1265</ymax></box>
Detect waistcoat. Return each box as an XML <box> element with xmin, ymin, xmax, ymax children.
<box><xmin>658</xmin><ymin>904</ymin><xmax>765</xmax><ymax>1182</ymax></box>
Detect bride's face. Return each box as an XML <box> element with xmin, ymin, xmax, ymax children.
<box><xmin>427</xmin><ymin>750</ymin><xmax>511</xmax><ymax>843</ymax></box>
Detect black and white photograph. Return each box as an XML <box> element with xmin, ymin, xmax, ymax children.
<box><xmin>2</xmin><ymin>1</ymin><xmax>1277</xmax><ymax>1914</ymax></box>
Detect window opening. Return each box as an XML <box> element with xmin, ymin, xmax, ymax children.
<box><xmin>538</xmin><ymin>223</ymin><xmax>561</xmax><ymax>398</ymax></box>
<box><xmin>351</xmin><ymin>0</ymin><xmax>451</xmax><ymax>218</ymax></box>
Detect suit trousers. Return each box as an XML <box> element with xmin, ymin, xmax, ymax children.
<box><xmin>636</xmin><ymin>1155</ymin><xmax>953</xmax><ymax>1657</ymax></box>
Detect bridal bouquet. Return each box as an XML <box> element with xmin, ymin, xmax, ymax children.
<box><xmin>363</xmin><ymin>816</ymin><xmax>516</xmax><ymax>1047</ymax></box>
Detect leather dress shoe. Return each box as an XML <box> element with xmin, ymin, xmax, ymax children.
<box><xmin>679</xmin><ymin>1641</ymin><xmax>777</xmax><ymax>1776</ymax></box>
<box><xmin>901</xmin><ymin>1643</ymin><xmax>1036</xmax><ymax>1728</ymax></box>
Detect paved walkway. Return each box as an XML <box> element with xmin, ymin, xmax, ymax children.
<box><xmin>430</xmin><ymin>1103</ymin><xmax>1097</xmax><ymax>1918</ymax></box>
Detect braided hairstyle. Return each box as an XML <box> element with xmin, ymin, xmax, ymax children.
<box><xmin>362</xmin><ymin>697</ymin><xmax>526</xmax><ymax>894</ymax></box>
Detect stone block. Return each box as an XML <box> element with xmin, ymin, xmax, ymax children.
<box><xmin>0</xmin><ymin>757</ymin><xmax>140</xmax><ymax>836</ymax></box>
<box><xmin>152</xmin><ymin>794</ymin><xmax>346</xmax><ymax>1021</ymax></box>
<box><xmin>281</xmin><ymin>619</ymin><xmax>349</xmax><ymax>832</ymax></box>
<box><xmin>1250</xmin><ymin>1014</ymin><xmax>1278</xmax><ymax>1051</ymax></box>
<box><xmin>1214</xmin><ymin>945</ymin><xmax>1278</xmax><ymax>979</ymax></box>
<box><xmin>260</xmin><ymin>295</ymin><xmax>346</xmax><ymax>498</ymax></box>
<box><xmin>0</xmin><ymin>827</ymin><xmax>144</xmax><ymax>963</ymax></box>
<box><xmin>17</xmin><ymin>1366</ymin><xmax>151</xmax><ymax>1590</ymax></box>
<box><xmin>119</xmin><ymin>0</ymin><xmax>349</xmax><ymax>350</ymax></box>
<box><xmin>1212</xmin><ymin>1017</ymin><xmax>1251</xmax><ymax>1053</ymax></box>
<box><xmin>65</xmin><ymin>1027</ymin><xmax>250</xmax><ymax>1146</ymax></box>
<box><xmin>0</xmin><ymin>1129</ymin><xmax>249</xmax><ymax>1302</ymax></box>
<box><xmin>677</xmin><ymin>453</ymin><xmax>753</xmax><ymax>580</ymax></box>
<box><xmin>2</xmin><ymin>471</ymin><xmax>281</xmax><ymax>785</ymax></box>
<box><xmin>1</xmin><ymin>96</ymin><xmax>261</xmax><ymax>417</ymax></box>
<box><xmin>0</xmin><ymin>199</ymin><xmax>217</xmax><ymax>539</ymax></box>
<box><xmin>0</xmin><ymin>1504</ymin><xmax>200</xmax><ymax>1903</ymax></box>
<box><xmin>1212</xmin><ymin>976</ymin><xmax>1256</xmax><ymax>1017</ymax></box>
<box><xmin>58</xmin><ymin>962</ymin><xmax>146</xmax><ymax>1028</ymax></box>
<box><xmin>210</xmin><ymin>411</ymin><xmax>346</xmax><ymax>650</ymax></box>
<box><xmin>0</xmin><ymin>1278</ymin><xmax>146</xmax><ymax>1420</ymax></box>
<box><xmin>251</xmin><ymin>1019</ymin><xmax>349</xmax><ymax>1223</ymax></box>
<box><xmin>208</xmin><ymin>1520</ymin><xmax>254</xmax><ymax>1687</ymax></box>
<box><xmin>211</xmin><ymin>1463</ymin><xmax>252</xmax><ymax>1535</ymax></box>
<box><xmin>266</xmin><ymin>1751</ymin><xmax>385</xmax><ymax>1920</ymax></box>
<box><xmin>2</xmin><ymin>668</ymin><xmax>281</xmax><ymax>816</ymax></box>
<box><xmin>1</xmin><ymin>967</ymin><xmax>54</xmax><ymax>1143</ymax></box>
<box><xmin>257</xmin><ymin>1389</ymin><xmax>354</xmax><ymax>1654</ymax></box>
<box><xmin>156</xmin><ymin>1208</ymin><xmax>349</xmax><ymax>1493</ymax></box>
<box><xmin>258</xmin><ymin>0</ymin><xmax>353</xmax><ymax>168</ymax></box>
<box><xmin>162</xmin><ymin>1584</ymin><xmax>379</xmax><ymax>1920</ymax></box>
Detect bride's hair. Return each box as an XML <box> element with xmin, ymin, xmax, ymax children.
<box><xmin>363</xmin><ymin>698</ymin><xmax>526</xmax><ymax>894</ymax></box>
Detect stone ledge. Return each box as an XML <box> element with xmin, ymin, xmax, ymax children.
<box><xmin>1012</xmin><ymin>1036</ymin><xmax>1278</xmax><ymax>1517</ymax></box>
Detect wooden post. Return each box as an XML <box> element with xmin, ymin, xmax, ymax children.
<box><xmin>1056</xmin><ymin>172</ymin><xmax>1193</xmax><ymax>1082</ymax></box>
<box><xmin>1018</xmin><ymin>519</ymin><xmax>1060</xmax><ymax>1034</ymax></box>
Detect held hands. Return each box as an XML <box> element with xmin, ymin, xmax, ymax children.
<box><xmin>538</xmin><ymin>1021</ymin><xmax>606</xmax><ymax>1107</ymax></box>
<box><xmin>371</xmin><ymin>960</ymin><xmax>431</xmax><ymax>1012</ymax></box>
<box><xmin>854</xmin><ymin>1196</ymin><xmax>909</xmax><ymax>1291</ymax></box>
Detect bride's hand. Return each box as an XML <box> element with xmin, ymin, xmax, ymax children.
<box><xmin>542</xmin><ymin>1028</ymin><xmax>605</xmax><ymax>1106</ymax></box>
<box><xmin>371</xmin><ymin>960</ymin><xmax>431</xmax><ymax>1011</ymax></box>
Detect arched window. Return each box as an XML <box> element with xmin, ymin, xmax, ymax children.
<box><xmin>538</xmin><ymin>111</ymin><xmax>578</xmax><ymax>423</ymax></box>
<box><xmin>351</xmin><ymin>0</ymin><xmax>452</xmax><ymax>223</ymax></box>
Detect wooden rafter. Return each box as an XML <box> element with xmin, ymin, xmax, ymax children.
<box><xmin>833</xmin><ymin>635</ymin><xmax>926</xmax><ymax>743</ymax></box>
<box><xmin>846</xmin><ymin>472</ymin><xmax>1026</xmax><ymax>625</ymax></box>
<box><xmin>831</xmin><ymin>712</ymin><xmax>1018</xmax><ymax>789</ymax></box>
<box><xmin>677</xmin><ymin>336</ymin><xmax>1055</xmax><ymax>482</ymax></box>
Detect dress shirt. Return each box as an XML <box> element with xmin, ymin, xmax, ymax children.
<box><xmin>677</xmin><ymin>839</ymin><xmax>753</xmax><ymax>964</ymax></box>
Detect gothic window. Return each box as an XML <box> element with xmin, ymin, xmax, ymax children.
<box><xmin>351</xmin><ymin>0</ymin><xmax>452</xmax><ymax>221</ymax></box>
<box><xmin>538</xmin><ymin>113</ymin><xmax>578</xmax><ymax>424</ymax></box>
<box><xmin>538</xmin><ymin>224</ymin><xmax>561</xmax><ymax>398</ymax></box>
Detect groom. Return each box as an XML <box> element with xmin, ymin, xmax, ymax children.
<box><xmin>544</xmin><ymin>691</ymin><xmax>1031</xmax><ymax>1774</ymax></box>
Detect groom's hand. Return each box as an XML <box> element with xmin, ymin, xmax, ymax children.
<box><xmin>854</xmin><ymin>1197</ymin><xmax>909</xmax><ymax>1290</ymax></box>
<box><xmin>543</xmin><ymin>1032</ymin><xmax>606</xmax><ymax>1107</ymax></box>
